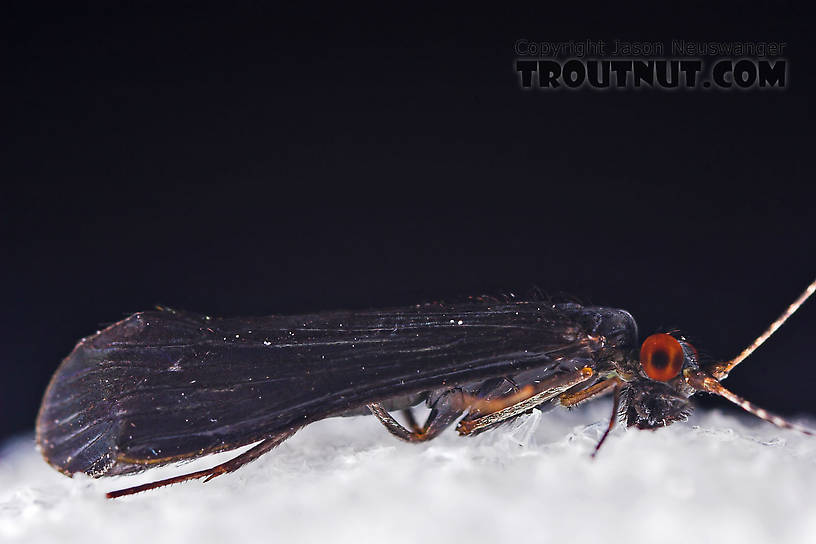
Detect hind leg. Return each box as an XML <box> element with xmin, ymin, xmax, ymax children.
<box><xmin>368</xmin><ymin>389</ymin><xmax>465</xmax><ymax>443</ymax></box>
<box><xmin>106</xmin><ymin>427</ymin><xmax>298</xmax><ymax>499</ymax></box>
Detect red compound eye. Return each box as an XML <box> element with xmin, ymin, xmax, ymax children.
<box><xmin>640</xmin><ymin>333</ymin><xmax>684</xmax><ymax>382</ymax></box>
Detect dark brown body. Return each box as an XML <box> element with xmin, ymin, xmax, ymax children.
<box><xmin>36</xmin><ymin>302</ymin><xmax>637</xmax><ymax>477</ymax></box>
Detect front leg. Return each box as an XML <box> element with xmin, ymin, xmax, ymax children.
<box><xmin>457</xmin><ymin>366</ymin><xmax>595</xmax><ymax>435</ymax></box>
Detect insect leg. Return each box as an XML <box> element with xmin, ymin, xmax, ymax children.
<box><xmin>368</xmin><ymin>403</ymin><xmax>422</xmax><ymax>441</ymax></box>
<box><xmin>368</xmin><ymin>389</ymin><xmax>465</xmax><ymax>443</ymax></box>
<box><xmin>557</xmin><ymin>376</ymin><xmax>624</xmax><ymax>455</ymax></box>
<box><xmin>106</xmin><ymin>427</ymin><xmax>298</xmax><ymax>499</ymax></box>
<box><xmin>457</xmin><ymin>366</ymin><xmax>595</xmax><ymax>436</ymax></box>
<box><xmin>401</xmin><ymin>408</ymin><xmax>423</xmax><ymax>433</ymax></box>
<box><xmin>590</xmin><ymin>380</ymin><xmax>623</xmax><ymax>457</ymax></box>
<box><xmin>558</xmin><ymin>376</ymin><xmax>621</xmax><ymax>407</ymax></box>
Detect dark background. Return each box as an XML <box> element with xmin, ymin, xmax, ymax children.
<box><xmin>3</xmin><ymin>3</ymin><xmax>814</xmax><ymax>443</ymax></box>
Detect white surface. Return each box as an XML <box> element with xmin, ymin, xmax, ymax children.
<box><xmin>2</xmin><ymin>403</ymin><xmax>815</xmax><ymax>544</ymax></box>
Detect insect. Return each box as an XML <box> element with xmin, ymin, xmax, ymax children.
<box><xmin>36</xmin><ymin>280</ymin><xmax>816</xmax><ymax>499</ymax></box>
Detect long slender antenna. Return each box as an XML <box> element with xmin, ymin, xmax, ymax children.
<box><xmin>709</xmin><ymin>278</ymin><xmax>816</xmax><ymax>380</ymax></box>
<box><xmin>684</xmin><ymin>369</ymin><xmax>816</xmax><ymax>437</ymax></box>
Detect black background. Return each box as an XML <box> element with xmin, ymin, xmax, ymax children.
<box><xmin>3</xmin><ymin>3</ymin><xmax>814</xmax><ymax>442</ymax></box>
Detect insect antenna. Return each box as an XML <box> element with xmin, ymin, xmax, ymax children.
<box><xmin>684</xmin><ymin>369</ymin><xmax>816</xmax><ymax>437</ymax></box>
<box><xmin>708</xmin><ymin>278</ymin><xmax>816</xmax><ymax>380</ymax></box>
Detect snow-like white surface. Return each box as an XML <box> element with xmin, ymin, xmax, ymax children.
<box><xmin>2</xmin><ymin>403</ymin><xmax>815</xmax><ymax>544</ymax></box>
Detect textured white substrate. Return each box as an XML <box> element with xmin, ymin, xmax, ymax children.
<box><xmin>2</xmin><ymin>402</ymin><xmax>815</xmax><ymax>544</ymax></box>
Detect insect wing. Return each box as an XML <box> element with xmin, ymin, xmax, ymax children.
<box><xmin>36</xmin><ymin>302</ymin><xmax>637</xmax><ymax>476</ymax></box>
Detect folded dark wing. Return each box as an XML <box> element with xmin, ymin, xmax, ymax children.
<box><xmin>36</xmin><ymin>302</ymin><xmax>636</xmax><ymax>476</ymax></box>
